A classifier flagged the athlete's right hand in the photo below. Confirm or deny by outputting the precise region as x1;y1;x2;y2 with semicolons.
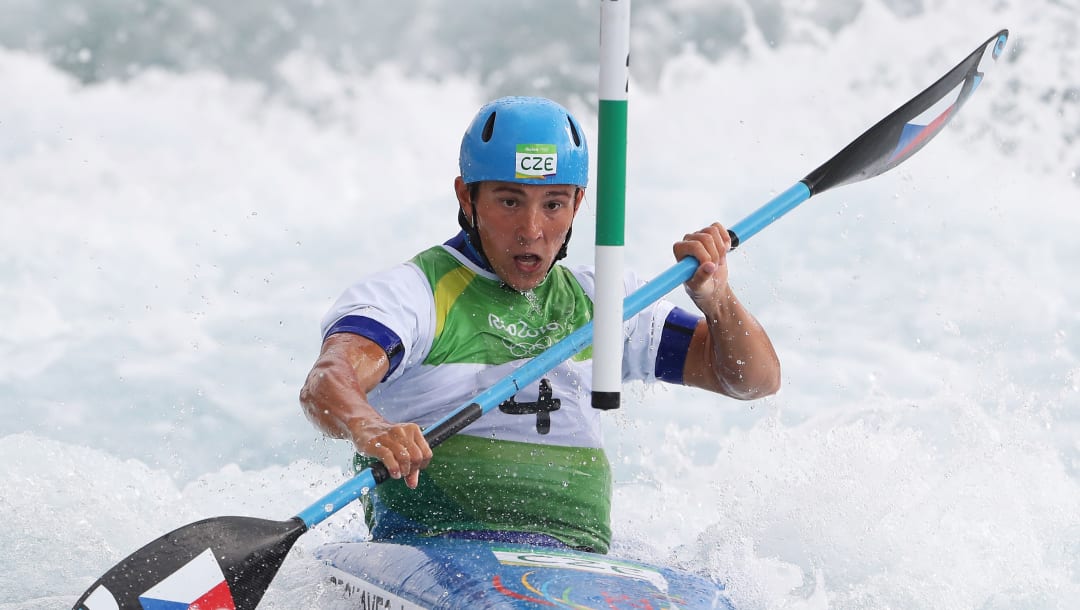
354;420;433;489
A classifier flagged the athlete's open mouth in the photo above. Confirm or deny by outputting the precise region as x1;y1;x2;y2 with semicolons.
514;253;542;272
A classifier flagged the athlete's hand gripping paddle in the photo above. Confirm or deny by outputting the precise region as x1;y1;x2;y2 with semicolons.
72;30;1008;610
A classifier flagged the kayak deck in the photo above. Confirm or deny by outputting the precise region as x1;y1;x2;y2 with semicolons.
315;536;735;609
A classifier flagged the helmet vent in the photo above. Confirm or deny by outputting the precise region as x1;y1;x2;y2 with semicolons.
567;117;581;147
481;111;497;142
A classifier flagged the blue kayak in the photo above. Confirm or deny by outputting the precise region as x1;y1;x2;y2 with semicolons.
315;537;735;609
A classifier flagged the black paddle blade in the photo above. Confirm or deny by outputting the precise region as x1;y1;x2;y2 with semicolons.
804;29;1009;195
72;516;307;610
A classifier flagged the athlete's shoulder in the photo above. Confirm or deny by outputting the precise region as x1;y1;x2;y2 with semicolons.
413;239;502;286
559;264;594;293
321;258;434;334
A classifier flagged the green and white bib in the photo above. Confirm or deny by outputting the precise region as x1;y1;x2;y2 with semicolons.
323;242;676;552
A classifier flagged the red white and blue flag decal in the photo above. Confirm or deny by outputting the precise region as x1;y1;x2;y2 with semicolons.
887;33;1004;165
886;79;973;164
138;549;236;610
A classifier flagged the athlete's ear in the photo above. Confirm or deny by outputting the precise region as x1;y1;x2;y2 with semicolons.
572;187;585;214
454;176;474;221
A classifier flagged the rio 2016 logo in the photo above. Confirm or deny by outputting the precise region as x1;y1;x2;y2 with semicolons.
488;314;567;357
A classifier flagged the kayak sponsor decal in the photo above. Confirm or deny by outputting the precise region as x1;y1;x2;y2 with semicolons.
493;573;688;610
327;571;426;610
515;143;557;179
76;585;120;610
492;574;555;606
137;548;236;610
493;549;669;591
600;590;689;610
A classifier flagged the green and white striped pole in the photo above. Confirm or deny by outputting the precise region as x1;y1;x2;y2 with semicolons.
593;0;630;410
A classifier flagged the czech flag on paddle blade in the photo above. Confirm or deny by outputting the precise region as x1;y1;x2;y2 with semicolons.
888;76;979;165
137;548;237;610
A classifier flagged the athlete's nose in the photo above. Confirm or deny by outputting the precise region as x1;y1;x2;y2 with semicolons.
517;206;543;243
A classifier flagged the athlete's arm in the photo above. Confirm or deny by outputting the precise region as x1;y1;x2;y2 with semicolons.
675;223;781;399
299;332;432;488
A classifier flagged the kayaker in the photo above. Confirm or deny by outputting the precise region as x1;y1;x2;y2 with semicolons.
299;96;781;554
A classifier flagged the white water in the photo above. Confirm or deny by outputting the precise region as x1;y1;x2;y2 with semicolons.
2;1;1079;608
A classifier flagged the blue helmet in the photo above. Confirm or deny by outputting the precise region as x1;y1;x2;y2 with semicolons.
459;96;589;187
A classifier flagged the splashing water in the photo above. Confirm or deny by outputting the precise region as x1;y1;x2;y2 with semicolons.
3;1;1080;607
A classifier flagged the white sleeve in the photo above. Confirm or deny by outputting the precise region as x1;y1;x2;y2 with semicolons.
569;266;676;383
320;262;435;383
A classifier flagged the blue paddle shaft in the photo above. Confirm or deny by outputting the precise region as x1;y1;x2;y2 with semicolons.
729;183;812;248
297;469;377;527
294;180;813;529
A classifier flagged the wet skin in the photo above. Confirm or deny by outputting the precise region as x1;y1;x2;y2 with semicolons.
454;177;583;292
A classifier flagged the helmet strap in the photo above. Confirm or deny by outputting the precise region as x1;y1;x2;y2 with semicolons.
550;226;572;271
458;186;494;272
548;186;580;271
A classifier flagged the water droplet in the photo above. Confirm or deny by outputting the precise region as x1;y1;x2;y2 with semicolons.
324;503;334;513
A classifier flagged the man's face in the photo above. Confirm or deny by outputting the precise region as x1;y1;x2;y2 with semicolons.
456;178;583;292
